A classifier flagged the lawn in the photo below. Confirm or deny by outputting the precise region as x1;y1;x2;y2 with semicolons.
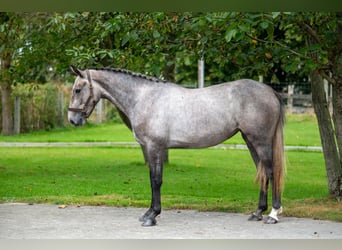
1;114;340;221
0;146;340;221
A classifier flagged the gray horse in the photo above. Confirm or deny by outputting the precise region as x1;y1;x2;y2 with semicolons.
68;66;285;226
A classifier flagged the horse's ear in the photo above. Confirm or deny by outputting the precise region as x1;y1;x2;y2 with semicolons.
70;65;85;78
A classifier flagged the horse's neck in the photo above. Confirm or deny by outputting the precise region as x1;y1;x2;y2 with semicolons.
94;70;146;118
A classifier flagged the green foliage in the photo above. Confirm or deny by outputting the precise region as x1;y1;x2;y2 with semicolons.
1;12;339;138
0;13;57;84
1;12;339;86
11;83;60;132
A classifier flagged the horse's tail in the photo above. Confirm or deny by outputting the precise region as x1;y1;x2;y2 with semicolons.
273;94;285;196
256;91;285;195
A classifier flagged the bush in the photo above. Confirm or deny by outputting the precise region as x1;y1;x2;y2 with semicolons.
10;83;60;132
0;82;121;133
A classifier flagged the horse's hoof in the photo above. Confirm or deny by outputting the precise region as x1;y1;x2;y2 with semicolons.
264;216;278;224
248;213;263;221
141;218;156;227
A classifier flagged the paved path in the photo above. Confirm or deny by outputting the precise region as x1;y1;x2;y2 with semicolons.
0;203;341;239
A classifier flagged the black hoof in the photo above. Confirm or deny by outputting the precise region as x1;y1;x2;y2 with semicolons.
141;218;156;227
248;213;263;221
264;216;278;224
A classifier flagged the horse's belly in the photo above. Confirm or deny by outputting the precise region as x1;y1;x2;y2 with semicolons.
168;122;237;149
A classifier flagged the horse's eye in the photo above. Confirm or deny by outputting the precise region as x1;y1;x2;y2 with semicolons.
75;89;81;94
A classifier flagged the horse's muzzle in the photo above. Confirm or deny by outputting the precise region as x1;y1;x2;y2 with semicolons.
68;112;86;127
69;118;82;126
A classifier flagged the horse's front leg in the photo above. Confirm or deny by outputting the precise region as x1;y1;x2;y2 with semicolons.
141;145;169;165
139;146;164;226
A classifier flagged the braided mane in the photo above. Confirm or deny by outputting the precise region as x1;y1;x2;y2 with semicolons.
91;67;167;83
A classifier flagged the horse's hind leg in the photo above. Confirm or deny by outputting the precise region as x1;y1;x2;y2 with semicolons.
242;134;269;221
265;175;283;224
248;176;269;221
253;144;282;224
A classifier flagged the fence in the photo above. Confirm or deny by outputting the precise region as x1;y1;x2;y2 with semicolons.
0;80;331;134
267;82;313;114
0;83;119;134
268;80;332;114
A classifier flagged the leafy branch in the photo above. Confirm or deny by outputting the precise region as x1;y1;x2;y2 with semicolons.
244;32;309;60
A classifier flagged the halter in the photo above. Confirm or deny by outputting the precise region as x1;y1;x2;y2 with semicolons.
68;70;95;118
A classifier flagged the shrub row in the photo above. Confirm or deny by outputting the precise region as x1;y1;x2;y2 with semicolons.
0;83;119;133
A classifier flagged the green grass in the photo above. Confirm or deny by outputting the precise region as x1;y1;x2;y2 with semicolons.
0;146;340;221
0;122;136;142
284;114;322;146
0;114;321;146
1;114;340;221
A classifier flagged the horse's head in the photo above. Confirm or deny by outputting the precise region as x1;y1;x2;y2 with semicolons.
68;66;99;126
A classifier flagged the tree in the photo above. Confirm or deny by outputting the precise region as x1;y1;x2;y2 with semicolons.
0;13;20;135
300;13;342;199
0;13;61;135
225;12;342;199
54;12;253;83
279;13;342;199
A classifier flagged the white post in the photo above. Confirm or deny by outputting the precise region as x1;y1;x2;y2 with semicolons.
288;84;294;113
198;58;204;88
96;99;103;123
258;75;263;83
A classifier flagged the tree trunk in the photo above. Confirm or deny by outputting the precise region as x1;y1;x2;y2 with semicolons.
311;70;342;199
331;82;342;199
328;11;342;199
1;81;14;135
1;52;14;135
